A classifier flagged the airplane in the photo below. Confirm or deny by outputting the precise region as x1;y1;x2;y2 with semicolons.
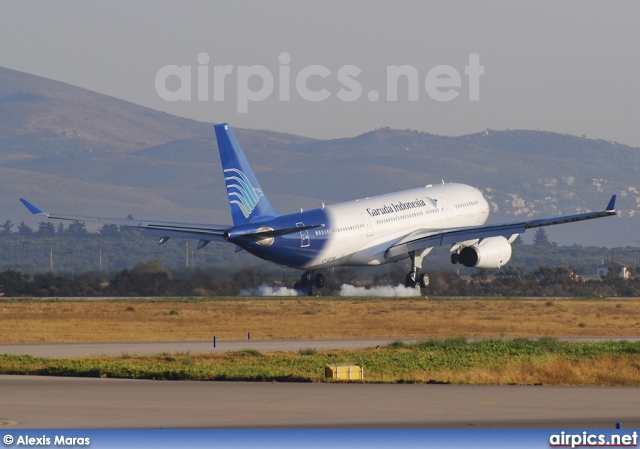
21;123;617;295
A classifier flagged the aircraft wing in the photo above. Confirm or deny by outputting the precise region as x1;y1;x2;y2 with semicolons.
20;199;229;242
385;195;617;259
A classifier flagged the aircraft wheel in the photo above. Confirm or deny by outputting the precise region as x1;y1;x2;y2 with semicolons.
293;282;302;292
451;253;459;264
308;284;317;296
314;273;325;289
418;273;430;288
405;272;417;288
301;271;312;285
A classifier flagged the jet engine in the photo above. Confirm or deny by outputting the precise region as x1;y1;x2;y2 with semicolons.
452;236;512;268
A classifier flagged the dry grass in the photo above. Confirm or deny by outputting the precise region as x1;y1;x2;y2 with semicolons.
383;355;640;386
1;297;639;343
3;346;639;386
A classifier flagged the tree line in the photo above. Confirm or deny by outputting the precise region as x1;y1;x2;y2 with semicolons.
1;219;130;238
0;220;243;274
1;219;639;295
0;261;361;297
0;262;639;297
426;266;640;297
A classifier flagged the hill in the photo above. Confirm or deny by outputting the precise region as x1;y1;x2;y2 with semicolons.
0;66;638;246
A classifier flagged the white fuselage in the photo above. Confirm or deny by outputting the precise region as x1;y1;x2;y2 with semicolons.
302;182;489;269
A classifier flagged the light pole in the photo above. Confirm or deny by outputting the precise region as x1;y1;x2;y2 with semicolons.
21;241;28;273
155;250;163;270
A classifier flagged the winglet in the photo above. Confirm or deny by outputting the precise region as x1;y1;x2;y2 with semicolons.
20;198;45;215
605;195;616;212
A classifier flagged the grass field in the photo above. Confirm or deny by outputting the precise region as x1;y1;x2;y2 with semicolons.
1;337;640;386
0;297;639;343
2;297;639;385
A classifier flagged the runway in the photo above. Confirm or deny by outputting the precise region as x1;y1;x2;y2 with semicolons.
1;375;639;429
0;338;413;358
2;338;640;429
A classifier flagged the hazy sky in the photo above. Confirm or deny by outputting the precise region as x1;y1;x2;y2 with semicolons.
2;0;639;146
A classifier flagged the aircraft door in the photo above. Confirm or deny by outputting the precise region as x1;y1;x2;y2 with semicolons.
360;213;374;237
438;197;453;220
296;222;310;248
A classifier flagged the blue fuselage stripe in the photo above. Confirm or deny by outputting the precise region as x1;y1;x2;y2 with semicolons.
228;208;330;268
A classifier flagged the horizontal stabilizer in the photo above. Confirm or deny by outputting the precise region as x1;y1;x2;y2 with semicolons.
226;223;324;242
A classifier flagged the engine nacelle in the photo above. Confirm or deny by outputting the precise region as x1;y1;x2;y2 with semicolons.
455;236;512;268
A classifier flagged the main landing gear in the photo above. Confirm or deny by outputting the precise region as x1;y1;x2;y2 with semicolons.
404;270;430;291
404;249;431;293
294;271;324;296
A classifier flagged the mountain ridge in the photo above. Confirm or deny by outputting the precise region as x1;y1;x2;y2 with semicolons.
0;66;638;245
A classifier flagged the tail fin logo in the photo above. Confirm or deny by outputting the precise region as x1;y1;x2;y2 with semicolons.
224;168;264;218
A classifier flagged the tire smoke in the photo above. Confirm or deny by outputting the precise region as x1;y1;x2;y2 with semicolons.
339;284;422;297
239;284;301;297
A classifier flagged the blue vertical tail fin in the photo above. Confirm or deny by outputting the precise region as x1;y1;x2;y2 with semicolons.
214;123;280;226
